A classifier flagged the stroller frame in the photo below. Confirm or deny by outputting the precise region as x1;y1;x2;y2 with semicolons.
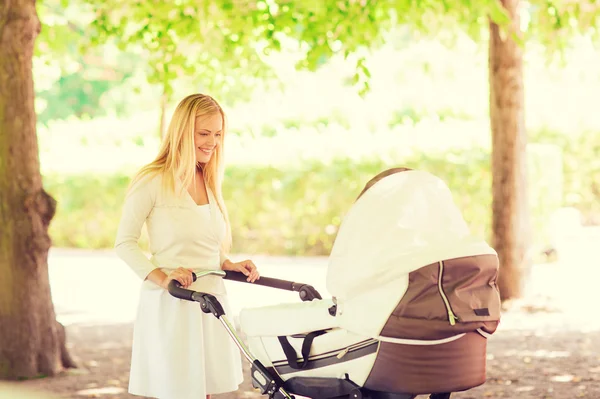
168;270;453;399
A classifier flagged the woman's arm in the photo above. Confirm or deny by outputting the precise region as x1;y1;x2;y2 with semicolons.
146;267;194;289
114;175;161;282
220;252;260;283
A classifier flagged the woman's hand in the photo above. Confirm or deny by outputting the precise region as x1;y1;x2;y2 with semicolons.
160;267;195;289
223;259;260;283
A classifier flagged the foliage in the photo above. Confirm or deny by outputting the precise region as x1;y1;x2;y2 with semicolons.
530;128;600;224
43;127;600;255
34;0;148;123
76;0;507;98
36;72;120;124
82;0;278;103
33;0;278;123
78;0;600;99
526;0;600;56
43;154;487;255
32;0;600;123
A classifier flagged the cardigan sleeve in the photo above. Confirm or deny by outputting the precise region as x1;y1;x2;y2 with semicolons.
219;248;228;269
114;174;160;280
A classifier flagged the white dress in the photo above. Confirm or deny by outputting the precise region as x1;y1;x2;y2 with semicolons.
114;173;243;399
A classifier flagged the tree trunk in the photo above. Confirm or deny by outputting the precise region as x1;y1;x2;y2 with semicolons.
488;0;531;301
0;0;76;379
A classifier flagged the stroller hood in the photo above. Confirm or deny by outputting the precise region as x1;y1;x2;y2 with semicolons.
326;170;497;338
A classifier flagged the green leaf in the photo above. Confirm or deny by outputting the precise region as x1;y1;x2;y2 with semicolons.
488;0;511;26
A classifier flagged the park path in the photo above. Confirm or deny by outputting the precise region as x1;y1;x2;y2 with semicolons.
3;226;600;399
49;226;600;333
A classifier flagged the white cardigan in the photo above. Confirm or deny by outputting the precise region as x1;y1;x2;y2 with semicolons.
114;173;228;281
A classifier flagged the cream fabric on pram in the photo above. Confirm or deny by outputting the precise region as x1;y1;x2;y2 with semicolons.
238;170;501;396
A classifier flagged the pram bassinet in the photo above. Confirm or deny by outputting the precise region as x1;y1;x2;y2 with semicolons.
169;170;502;399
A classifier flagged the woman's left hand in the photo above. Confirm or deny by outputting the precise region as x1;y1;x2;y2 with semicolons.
225;259;260;283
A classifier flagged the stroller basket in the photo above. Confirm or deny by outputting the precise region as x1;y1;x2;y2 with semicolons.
168;270;465;399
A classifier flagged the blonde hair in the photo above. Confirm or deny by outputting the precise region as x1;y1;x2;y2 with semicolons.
129;93;232;251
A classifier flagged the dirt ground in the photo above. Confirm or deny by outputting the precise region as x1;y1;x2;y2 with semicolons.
5;227;600;399
4;305;600;399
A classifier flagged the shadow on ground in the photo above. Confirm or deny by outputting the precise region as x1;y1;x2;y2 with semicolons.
6;317;600;399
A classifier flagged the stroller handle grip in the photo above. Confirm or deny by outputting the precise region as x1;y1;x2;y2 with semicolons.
223;270;323;301
224;270;293;289
166;272;199;301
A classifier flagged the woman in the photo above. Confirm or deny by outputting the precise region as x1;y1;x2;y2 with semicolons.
114;93;259;399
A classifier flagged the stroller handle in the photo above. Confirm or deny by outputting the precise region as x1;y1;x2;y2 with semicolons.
167;272;200;302
223;270;323;301
167;270;322;302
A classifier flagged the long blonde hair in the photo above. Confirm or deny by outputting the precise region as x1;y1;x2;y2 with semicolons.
129;93;232;251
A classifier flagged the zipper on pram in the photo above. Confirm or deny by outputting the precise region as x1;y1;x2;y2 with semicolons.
437;261;459;326
335;339;377;359
336;347;349;359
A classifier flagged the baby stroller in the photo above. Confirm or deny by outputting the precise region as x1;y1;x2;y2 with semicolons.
169;169;502;399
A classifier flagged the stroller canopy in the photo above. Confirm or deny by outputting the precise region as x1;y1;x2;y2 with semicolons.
326;170;497;338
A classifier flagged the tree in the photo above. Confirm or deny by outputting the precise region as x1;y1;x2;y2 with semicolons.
488;0;529;300
486;0;599;300
0;0;285;380
0;0;75;379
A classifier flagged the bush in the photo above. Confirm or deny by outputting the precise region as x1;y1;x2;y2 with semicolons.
222;154;492;256
529;128;600;225
42;131;600;256
44;173;134;249
43;151;492;255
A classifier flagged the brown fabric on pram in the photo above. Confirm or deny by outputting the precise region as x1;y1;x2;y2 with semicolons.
364;331;487;394
359;254;500;394
379;254;501;341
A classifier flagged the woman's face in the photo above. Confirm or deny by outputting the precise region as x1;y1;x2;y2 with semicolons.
194;112;223;164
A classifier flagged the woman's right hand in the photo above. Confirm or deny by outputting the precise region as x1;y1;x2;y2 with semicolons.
161;267;195;289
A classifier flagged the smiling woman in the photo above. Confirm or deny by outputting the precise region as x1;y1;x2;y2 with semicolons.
194;113;223;164
113;93;260;399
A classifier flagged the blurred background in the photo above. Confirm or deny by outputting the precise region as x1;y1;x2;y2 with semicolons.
35;4;599;259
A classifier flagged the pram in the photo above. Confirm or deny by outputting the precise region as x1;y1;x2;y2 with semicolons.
168;169;502;399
